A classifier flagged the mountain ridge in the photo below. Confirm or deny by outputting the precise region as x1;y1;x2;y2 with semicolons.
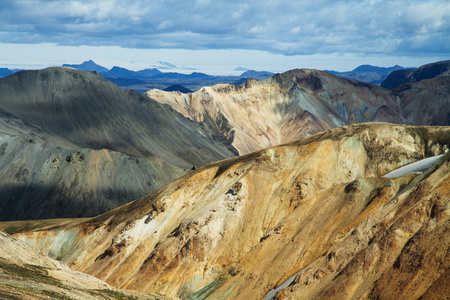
147;63;450;155
0;67;237;220
7;123;450;299
381;60;450;89
147;68;406;154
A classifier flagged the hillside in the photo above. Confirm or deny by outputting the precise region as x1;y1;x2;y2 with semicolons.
147;69;406;154
7;123;450;299
0;230;168;299
0;67;236;220
147;64;450;155
1;63;449;221
394;75;450;125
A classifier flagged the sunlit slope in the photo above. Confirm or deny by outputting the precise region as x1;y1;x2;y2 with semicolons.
11;123;450;299
147;69;406;154
0;231;170;299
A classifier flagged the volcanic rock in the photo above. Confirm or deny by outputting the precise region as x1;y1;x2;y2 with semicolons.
146;69;405;154
0;67;236;220
9;123;450;299
0;230;168;299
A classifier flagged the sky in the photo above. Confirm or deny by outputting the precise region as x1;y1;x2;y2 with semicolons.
0;0;449;75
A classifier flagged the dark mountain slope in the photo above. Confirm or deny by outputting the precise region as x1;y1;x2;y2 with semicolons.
393;76;450;125
0;67;236;165
0;67;236;220
381;60;450;89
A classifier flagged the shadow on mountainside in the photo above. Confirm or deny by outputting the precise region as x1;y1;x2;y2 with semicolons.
0;183;151;221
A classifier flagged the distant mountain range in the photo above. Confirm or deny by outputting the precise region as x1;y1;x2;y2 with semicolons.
1;60;448;92
325;64;409;85
63;60;109;73
58;60;274;92
163;84;193;93
0;68;15;77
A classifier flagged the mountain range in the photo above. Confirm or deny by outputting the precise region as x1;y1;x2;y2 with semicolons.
325;64;408;85
147;65;450;155
0;60;449;299
0;60;440;92
1;61;450;221
61;60;275;92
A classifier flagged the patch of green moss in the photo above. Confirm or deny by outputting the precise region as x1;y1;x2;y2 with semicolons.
41;289;71;299
3;226;18;235
189;276;227;300
0;261;61;287
0;221;55;235
407;127;450;146
5;285;37;294
93;289;139;300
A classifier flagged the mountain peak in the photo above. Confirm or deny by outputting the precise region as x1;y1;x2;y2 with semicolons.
63;60;108;73
351;64;404;73
239;70;274;79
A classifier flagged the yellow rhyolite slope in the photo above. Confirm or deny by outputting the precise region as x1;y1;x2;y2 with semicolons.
10;123;450;299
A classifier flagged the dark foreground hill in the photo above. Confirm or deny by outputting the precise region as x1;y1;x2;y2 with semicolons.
0;67;237;220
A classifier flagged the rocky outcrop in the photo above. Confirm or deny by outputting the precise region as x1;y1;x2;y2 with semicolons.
9;123;450;299
0;67;237;220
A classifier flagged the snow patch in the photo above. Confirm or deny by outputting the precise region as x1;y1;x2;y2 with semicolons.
263;272;298;300
383;154;444;178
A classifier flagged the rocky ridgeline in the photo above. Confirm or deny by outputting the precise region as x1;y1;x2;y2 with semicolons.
147;62;450;155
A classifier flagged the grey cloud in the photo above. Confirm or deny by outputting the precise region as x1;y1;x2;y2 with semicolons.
0;0;449;57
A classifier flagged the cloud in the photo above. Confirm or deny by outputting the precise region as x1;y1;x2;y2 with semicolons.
0;0;449;58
